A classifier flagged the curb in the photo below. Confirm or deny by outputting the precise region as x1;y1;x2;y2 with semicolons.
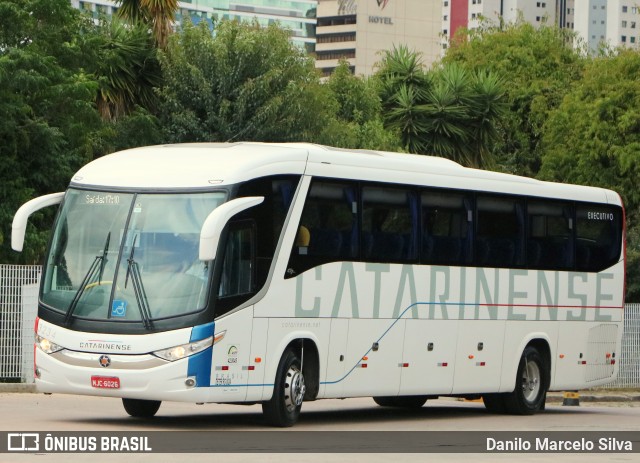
0;383;36;393
546;393;640;403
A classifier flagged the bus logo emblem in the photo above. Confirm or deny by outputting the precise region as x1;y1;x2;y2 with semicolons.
99;355;111;368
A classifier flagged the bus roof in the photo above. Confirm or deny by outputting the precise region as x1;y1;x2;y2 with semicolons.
69;142;621;206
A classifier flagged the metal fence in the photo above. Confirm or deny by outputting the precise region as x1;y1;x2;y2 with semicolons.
0;265;41;381
0;264;639;387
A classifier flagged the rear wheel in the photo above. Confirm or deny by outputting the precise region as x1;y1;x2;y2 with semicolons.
122;398;161;418
373;396;428;408
262;350;305;427
503;346;548;415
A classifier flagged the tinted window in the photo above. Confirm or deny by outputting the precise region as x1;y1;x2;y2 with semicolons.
476;196;525;268
576;205;622;271
527;202;573;270
287;181;357;276
362;186;417;263
422;191;472;265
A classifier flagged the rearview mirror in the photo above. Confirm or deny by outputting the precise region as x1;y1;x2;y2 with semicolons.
12;192;65;252
199;196;264;261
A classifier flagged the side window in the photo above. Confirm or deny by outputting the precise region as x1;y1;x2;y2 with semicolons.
287;181;357;277
476;196;525;268
362;186;417;263
236;175;300;288
216;221;255;316
576;205;622;272
527;202;573;270
421;190;472;265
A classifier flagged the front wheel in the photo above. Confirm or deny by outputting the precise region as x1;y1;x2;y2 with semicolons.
122;398;161;418
503;346;548;415
262;350;305;427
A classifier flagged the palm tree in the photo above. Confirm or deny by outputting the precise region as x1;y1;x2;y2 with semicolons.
95;19;162;121
376;47;507;168
115;0;178;49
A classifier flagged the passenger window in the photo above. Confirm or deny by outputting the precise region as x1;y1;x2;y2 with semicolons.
527;202;573;270
286;181;357;276
362;186;417;263
576;205;622;272
476;196;525;268
422;191;471;265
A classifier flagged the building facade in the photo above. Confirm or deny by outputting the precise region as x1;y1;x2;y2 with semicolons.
315;0;442;77
70;0;318;52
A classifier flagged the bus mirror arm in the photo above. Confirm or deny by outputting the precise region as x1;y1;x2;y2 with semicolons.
199;196;264;261
12;192;65;252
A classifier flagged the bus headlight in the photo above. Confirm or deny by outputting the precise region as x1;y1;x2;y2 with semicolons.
36;335;64;354
153;336;214;362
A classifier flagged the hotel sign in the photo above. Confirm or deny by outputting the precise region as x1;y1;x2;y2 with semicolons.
370;0;393;24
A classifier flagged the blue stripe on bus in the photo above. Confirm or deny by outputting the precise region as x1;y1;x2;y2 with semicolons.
190;321;215;342
187;322;215;387
187;347;213;387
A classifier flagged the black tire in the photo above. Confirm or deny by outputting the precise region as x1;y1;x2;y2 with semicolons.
122;398;161;418
482;393;507;413
373;396;428;408
262;350;305;427
503;346;548;415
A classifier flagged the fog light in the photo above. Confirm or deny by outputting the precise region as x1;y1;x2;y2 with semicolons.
185;378;196;388
35;368;41;379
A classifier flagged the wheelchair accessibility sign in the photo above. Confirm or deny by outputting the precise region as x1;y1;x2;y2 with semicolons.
111;300;127;317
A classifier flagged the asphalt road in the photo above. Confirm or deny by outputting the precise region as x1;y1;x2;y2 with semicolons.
1;393;639;463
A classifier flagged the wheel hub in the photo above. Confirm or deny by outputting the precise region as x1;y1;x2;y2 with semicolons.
521;358;541;403
284;366;305;411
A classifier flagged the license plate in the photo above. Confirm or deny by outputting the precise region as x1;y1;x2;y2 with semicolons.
91;376;120;389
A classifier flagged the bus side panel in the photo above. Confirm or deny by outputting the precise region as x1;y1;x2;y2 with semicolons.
553;321;621;390
340;319;405;397
246;316;269;401
451;320;506;394
321;318;349;398
400;319;457;395
209;307;254;402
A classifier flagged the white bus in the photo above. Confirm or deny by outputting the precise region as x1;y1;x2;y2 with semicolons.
13;143;625;426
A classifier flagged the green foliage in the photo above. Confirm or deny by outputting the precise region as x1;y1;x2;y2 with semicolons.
539;49;640;300
0;0;103;263
442;20;584;175
89;19;162;121
376;46;507;167
322;60;401;151
158;20;334;144
115;0;178;49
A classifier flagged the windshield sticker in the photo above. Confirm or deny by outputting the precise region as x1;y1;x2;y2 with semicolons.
85;194;121;205
133;203;142;213
111;300;128;318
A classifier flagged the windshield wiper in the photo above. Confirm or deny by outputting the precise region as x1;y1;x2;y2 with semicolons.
64;232;110;325
124;234;152;329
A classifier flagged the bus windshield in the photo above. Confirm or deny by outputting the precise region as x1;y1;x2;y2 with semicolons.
42;189;227;323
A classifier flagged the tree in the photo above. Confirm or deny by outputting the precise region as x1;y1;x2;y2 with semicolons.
115;0;178;49
539;49;640;301
322;60;401;151
442;20;585;175
89;19;162;121
157;20;336;144
0;0;103;263
376;46;507;168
